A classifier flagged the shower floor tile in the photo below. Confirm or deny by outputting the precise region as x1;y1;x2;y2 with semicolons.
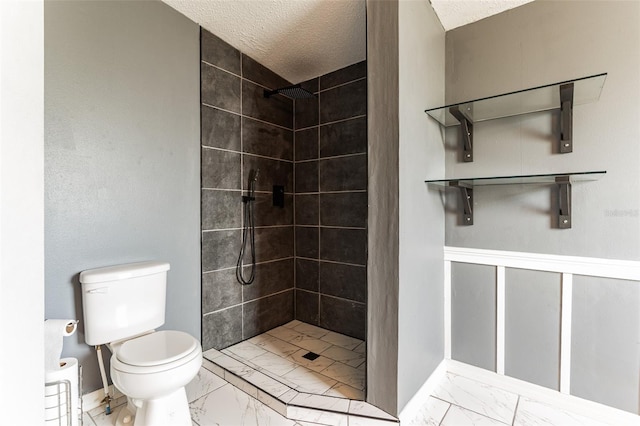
205;321;366;401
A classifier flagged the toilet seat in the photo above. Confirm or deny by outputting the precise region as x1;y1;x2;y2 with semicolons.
111;330;201;374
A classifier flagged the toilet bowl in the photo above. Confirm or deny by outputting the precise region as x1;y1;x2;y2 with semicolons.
79;261;202;426
110;331;202;426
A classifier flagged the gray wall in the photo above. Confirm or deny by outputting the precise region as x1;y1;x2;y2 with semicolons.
397;0;445;414
366;0;400;415
200;29;295;351
366;0;445;415
45;0;200;393
294;62;368;340
445;1;640;413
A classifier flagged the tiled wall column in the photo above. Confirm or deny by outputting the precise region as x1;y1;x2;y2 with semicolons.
201;29;296;350
294;61;368;340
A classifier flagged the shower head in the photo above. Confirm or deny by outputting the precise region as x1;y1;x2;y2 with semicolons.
264;84;316;99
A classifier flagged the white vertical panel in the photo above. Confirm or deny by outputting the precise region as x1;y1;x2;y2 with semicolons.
560;273;573;394
496;266;506;375
444;260;452;359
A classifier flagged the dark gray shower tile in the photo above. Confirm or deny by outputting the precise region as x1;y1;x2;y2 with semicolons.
299;77;319;95
320;228;367;265
295;289;319;326
320;61;367;90
243;80;293;129
201;106;241;151
294;161;318;193
242;117;293;161
201;29;241;75
295;95;319;130
203;306;243;350
249;226;294;263
320;192;367;228
202;229;240;272
320;116;367;158
243;290;294;339
295;128;318;161
319;78;366;124
252;192;293;227
295;194;319;225
202;148;241;189
202;269;242;313
295;226;319;259
242;54;290;90
319;261;366;303
201;62;241;113
320;296;365;340
243;155;293;193
296;259;319;292
201;189;242;230
319;154;367;192
243;258;294;302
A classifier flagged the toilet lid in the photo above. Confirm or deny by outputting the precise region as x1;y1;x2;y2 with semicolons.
118;330;198;367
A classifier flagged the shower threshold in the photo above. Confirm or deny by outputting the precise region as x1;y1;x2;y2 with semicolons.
203;321;397;423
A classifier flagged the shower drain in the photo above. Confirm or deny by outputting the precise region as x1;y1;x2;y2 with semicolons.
302;351;320;361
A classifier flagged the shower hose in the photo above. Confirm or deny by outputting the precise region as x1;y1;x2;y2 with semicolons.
236;169;259;285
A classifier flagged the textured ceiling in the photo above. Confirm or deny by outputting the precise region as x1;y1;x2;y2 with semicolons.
162;0;533;84
163;0;366;84
431;0;534;31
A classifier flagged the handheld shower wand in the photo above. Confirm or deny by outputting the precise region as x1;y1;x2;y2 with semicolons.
237;169;259;285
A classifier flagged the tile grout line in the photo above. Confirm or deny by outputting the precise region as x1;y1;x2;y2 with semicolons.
202;224;294;232
293;95;298;323
201;145;294;164
202;256;294;274
295;152;366;163
294;114;367;132
296;256;366;268
202;102;294;132
511;395;521;426
318;76;367;94
317;81;322;327
203;288;294;317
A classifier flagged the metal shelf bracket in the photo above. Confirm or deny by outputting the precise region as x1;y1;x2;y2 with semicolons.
560;83;574;153
449;106;474;162
451;181;474;225
556;175;572;229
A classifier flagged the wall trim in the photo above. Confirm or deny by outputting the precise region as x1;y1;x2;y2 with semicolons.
398;360;447;424
445;360;640;424
444;246;640;280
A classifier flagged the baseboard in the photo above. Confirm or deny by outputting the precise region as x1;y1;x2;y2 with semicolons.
398;359;447;424
82;385;124;413
445;359;640;425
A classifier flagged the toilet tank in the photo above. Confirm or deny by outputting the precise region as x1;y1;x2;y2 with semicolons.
79;261;170;346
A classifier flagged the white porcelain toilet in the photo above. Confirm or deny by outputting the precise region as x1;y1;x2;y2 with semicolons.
80;261;202;426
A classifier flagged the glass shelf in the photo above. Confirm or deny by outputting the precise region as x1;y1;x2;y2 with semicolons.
425;170;606;187
424;73;607;127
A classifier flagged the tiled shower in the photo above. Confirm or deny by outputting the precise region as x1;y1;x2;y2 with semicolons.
200;29;367;350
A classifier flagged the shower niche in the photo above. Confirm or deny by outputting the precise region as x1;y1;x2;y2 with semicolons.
199;23;368;408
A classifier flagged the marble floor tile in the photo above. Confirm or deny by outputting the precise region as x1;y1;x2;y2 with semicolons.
185;366;228;403
432;372;518;424
202;347;224;359
282;366;338;394
321;345;365;368
250;333;301;357
320;331;362;350
289;334;333;353
289;392;350;412
242;369;294;398
267;325;305;342
283;320;303;329
287;406;348;426
90;403;127;426
353;342;366;354
83;411;97;426
348;400;397;421
441;405;509;425
323;382;364;400
251;351;299;377
405;396;450;426
224;340;269;361
288;348;336;372
513;398;611;426
320;362;365;390
293;322;331;339
189;383;296;426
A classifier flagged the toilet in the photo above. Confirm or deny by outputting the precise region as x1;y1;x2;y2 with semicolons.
80;261;202;426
